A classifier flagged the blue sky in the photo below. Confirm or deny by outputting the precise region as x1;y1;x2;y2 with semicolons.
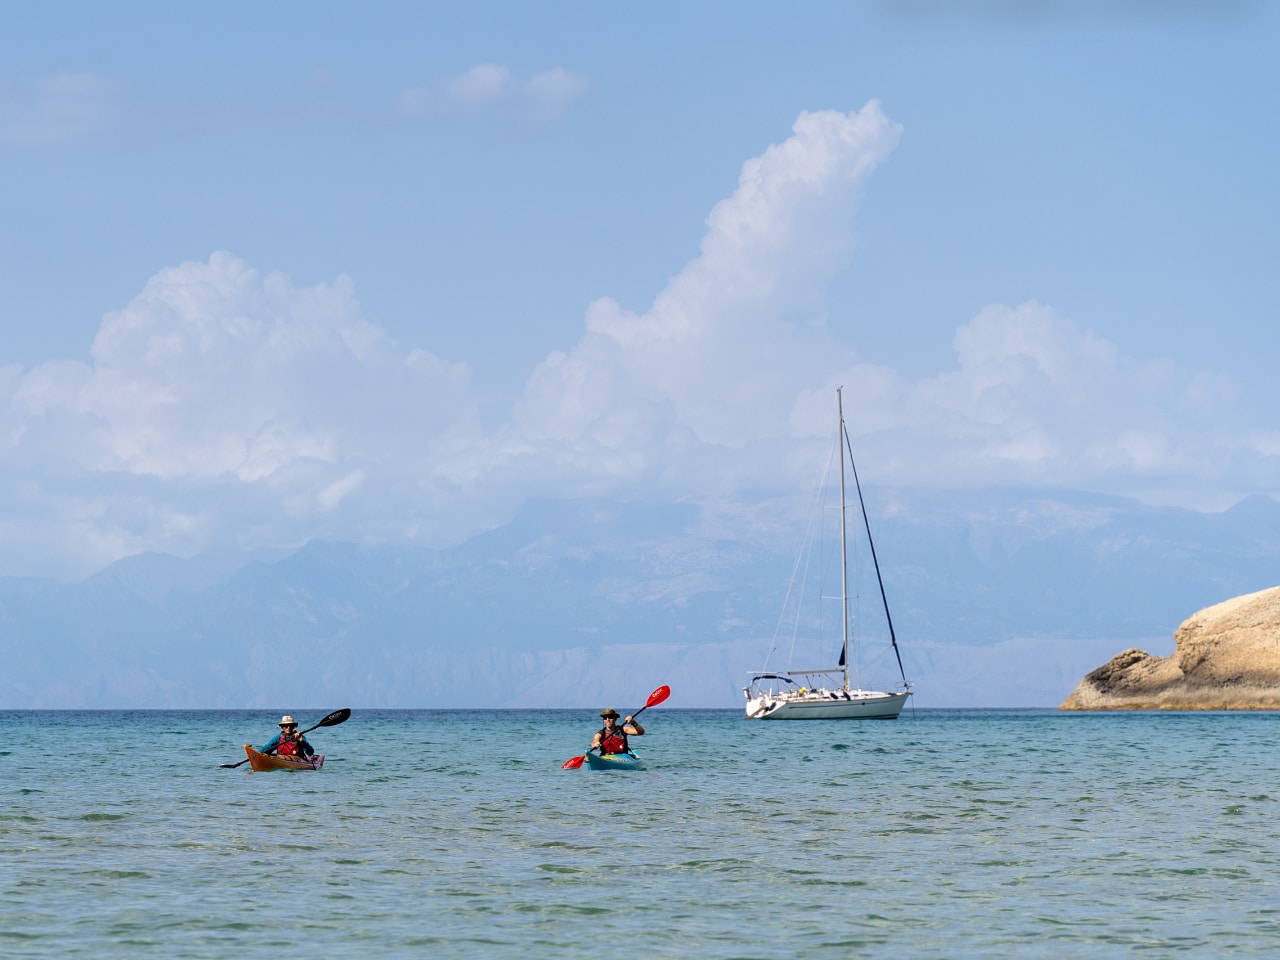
1;1;1277;580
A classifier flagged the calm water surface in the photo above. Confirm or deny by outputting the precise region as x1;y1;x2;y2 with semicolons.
2;708;1278;958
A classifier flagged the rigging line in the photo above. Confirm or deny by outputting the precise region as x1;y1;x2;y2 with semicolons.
765;433;835;673
791;433;838;671
842;419;909;687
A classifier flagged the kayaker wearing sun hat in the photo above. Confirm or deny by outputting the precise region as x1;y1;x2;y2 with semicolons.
259;714;316;759
590;707;644;756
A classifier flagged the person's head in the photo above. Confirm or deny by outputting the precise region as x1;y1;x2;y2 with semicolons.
279;715;299;735
600;707;620;726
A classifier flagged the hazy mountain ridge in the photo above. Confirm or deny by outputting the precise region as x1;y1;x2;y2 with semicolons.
2;491;1277;709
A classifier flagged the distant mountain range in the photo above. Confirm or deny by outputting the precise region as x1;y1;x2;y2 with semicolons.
3;490;1278;710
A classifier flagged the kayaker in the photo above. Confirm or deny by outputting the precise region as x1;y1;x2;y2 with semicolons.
589;707;644;755
259;715;316;759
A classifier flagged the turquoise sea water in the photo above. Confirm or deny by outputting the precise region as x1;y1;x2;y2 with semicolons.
2;708;1278;959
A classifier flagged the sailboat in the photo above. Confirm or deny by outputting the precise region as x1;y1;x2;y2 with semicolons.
744;387;912;720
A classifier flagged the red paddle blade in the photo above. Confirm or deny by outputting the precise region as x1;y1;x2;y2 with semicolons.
644;685;671;709
561;754;586;770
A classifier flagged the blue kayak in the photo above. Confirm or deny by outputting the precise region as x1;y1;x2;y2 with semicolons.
586;752;644;771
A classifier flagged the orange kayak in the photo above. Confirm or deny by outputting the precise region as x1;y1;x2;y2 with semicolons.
243;744;325;772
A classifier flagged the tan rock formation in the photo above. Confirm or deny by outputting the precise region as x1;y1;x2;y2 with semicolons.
1061;585;1280;710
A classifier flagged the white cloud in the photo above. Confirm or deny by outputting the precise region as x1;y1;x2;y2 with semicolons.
399;63;585;119
495;100;1267;510
1;100;1271;579
446;63;516;106
832;300;1250;500
524;68;588;116
61;251;469;481
508;103;903;472
0;253;472;576
317;469;366;513
0;73;122;146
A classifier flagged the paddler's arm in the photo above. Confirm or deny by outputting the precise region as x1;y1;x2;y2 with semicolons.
622;716;644;736
259;734;281;755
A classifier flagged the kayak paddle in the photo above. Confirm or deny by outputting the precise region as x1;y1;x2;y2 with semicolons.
220;707;351;768
562;685;670;770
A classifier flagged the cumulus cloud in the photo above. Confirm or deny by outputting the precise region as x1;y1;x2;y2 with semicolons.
0;253;471;576
0;73;122;146
0;100;1270;578
493;100;1267;509
506;103;903;482
827;300;1254;500
398;63;587;119
74;252;469;480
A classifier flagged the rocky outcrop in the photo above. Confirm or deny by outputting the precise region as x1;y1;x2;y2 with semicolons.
1061;585;1280;710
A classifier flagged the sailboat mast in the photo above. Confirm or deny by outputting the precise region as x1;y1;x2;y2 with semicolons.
837;387;851;692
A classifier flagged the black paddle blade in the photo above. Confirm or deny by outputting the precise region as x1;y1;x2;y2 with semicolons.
316;707;351;727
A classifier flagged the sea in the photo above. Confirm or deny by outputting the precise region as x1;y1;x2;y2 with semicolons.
2;707;1278;959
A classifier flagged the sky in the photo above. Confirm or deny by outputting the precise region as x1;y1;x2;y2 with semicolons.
1;1;1277;581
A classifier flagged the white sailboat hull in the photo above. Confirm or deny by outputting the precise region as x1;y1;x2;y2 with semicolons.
745;689;909;720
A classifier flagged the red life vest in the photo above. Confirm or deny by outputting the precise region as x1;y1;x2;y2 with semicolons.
278;735;301;756
599;728;628;754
